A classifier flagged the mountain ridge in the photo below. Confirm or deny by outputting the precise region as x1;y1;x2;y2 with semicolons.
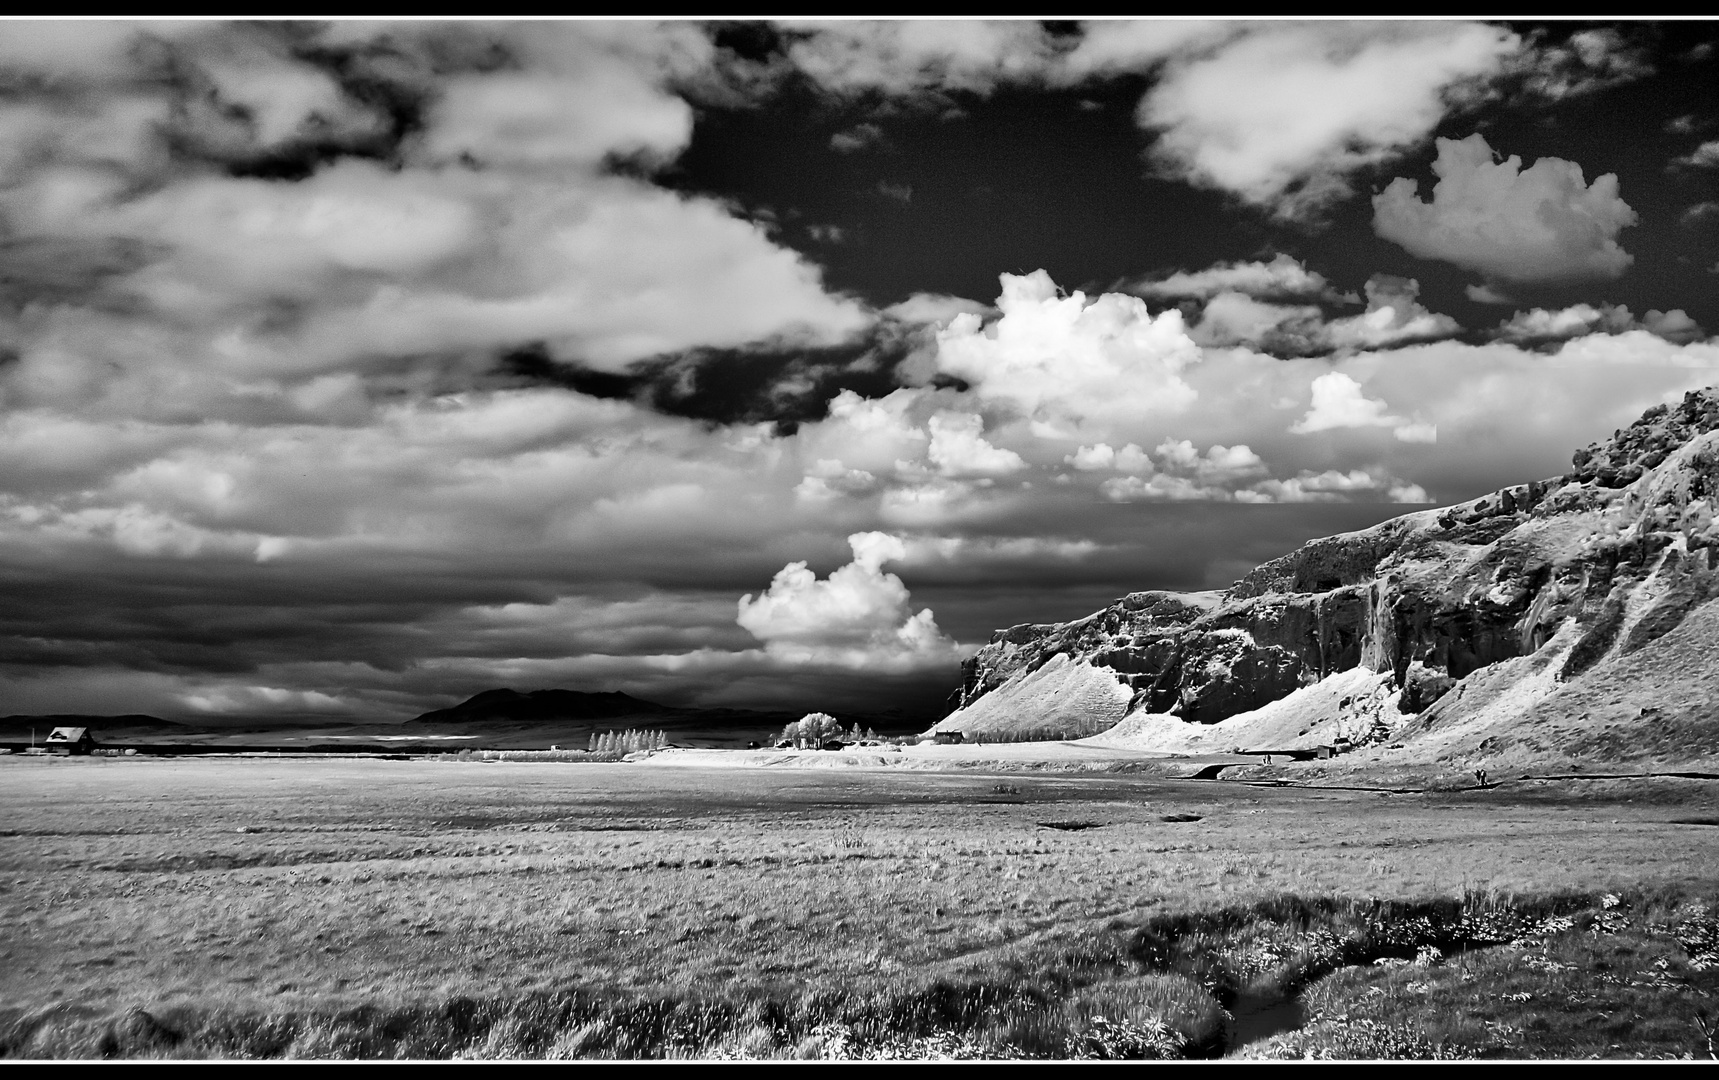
939;389;1719;767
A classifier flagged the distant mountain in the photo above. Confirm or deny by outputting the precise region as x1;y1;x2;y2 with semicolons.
0;713;184;731
409;688;677;725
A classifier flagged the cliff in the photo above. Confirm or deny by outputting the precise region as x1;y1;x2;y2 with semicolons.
940;390;1719;763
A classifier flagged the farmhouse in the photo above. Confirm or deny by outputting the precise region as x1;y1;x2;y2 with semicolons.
44;727;96;755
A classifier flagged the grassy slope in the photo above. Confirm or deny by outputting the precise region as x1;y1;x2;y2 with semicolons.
937;654;1132;740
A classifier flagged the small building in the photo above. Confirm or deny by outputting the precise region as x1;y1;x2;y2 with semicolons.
932;730;965;745
44;727;96;755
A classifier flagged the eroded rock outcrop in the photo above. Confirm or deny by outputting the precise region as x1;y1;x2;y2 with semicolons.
941;389;1719;749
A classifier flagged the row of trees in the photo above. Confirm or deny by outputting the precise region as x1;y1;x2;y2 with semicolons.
779;712;878;746
588;729;668;753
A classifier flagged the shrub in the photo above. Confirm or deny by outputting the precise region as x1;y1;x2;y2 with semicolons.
1063;1015;1185;1060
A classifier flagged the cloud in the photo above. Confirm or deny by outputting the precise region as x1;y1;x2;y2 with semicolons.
1188;274;1458;355
926;411;1027;478
0;20;877;425
1682;202;1719;228
1098;457;1418;505
1674;140;1719;170
1493;304;1706;347
1065;442;1151;474
932;270;1202;436
1321;276;1462;351
1508;27;1652;102
884;292;992;328
1052;20;1236;81
1246;470;1430;504
1373;133;1637;284
736;530;964;669
830;121;887;153
779;20;1058;99
876;180;913;204
1087;438;1266;502
1290;372;1435;442
1132;253;1345;302
1136;22;1519;218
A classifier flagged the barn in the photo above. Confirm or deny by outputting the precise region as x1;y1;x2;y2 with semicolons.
44;727;96;755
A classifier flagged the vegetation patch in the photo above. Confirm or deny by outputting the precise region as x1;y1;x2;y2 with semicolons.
7;889;1715;1060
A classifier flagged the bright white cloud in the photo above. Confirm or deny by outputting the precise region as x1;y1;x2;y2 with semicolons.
1373;133;1637;284
1065;442;1152;474
1494;303;1706;346
1289;371;1434;443
781;20;1057;98
1052;20;1235;82
1138;22;1519;218
926;411;1027;478
736;530;964;669
1133;253;1342;302
1248;469;1430;504
0;20;876;414
933;270;1202;436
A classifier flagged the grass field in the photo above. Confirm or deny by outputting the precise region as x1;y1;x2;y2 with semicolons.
2;755;1717;1059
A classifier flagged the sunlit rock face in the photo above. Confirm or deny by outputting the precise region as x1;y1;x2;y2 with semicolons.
944;389;1719;743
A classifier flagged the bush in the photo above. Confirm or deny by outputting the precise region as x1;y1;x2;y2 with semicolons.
1063;1015;1185;1059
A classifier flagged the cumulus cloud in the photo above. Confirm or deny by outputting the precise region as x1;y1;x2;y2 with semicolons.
1290;372;1435;442
736;530;964;669
932;270;1202;436
1065;442;1152;474
1373;133;1637;284
1246;470;1429;504
1098;457;1417;505
0;19;874;421
1137;22;1519;218
830;121;888;153
1188;274;1458;355
780;20;1058;99
1508;27;1652;102
1085;437;1268;502
1132;253;1345;302
1674;141;1719;170
1493;304;1706;347
926;411;1027;478
1045;20;1230;79
1321;276;1462;351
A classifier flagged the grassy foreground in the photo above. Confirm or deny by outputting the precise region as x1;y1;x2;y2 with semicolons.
2;756;1717;1059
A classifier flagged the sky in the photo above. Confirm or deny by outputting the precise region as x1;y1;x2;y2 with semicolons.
2;18;1718;723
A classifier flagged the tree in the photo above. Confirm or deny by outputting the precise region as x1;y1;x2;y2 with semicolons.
782;712;844;746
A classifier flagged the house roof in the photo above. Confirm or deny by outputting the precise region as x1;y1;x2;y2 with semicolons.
46;726;90;741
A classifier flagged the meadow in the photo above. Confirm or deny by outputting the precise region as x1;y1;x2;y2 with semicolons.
2;754;1716;1059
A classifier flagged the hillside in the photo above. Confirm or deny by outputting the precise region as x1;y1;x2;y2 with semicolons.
409;689;676;725
940;389;1719;768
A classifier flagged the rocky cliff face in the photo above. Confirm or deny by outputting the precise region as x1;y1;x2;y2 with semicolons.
942;390;1719;750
